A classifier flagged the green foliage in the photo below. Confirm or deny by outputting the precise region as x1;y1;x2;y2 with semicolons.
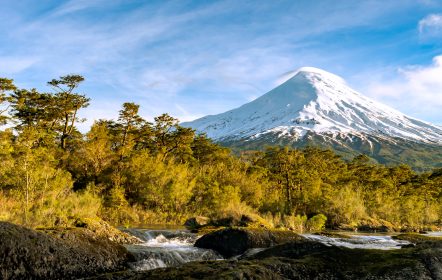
0;75;440;232
223;130;442;172
306;214;327;232
0;77;16;125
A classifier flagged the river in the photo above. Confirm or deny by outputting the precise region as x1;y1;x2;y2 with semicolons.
121;227;440;271
122;228;222;271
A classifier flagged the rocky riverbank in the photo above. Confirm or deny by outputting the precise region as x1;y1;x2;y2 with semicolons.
91;228;442;280
0;220;140;280
1;221;441;280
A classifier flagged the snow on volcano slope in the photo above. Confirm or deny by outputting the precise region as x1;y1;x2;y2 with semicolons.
182;67;442;145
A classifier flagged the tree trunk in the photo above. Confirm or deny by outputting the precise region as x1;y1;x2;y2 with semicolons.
25;161;29;225
285;171;292;214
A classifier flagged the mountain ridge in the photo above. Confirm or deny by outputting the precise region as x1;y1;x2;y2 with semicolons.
182;67;442;170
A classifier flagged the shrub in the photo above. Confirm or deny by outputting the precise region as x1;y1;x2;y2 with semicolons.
306;214;327;232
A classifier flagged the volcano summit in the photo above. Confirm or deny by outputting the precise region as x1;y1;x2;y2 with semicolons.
183;67;442;169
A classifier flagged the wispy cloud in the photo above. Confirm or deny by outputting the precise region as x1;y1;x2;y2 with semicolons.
0;56;39;75
361;55;442;124
1;0;442;126
419;13;442;35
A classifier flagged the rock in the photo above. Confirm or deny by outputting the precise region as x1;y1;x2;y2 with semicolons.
357;224;392;233
357;218;395;232
0;221;134;280
249;239;330;260
184;216;210;230
393;233;442;244
91;238;442;280
194;227;304;258
187;214;272;233
209;214;269;228
313;231;352;239
250;241;442;279
70;217;142;244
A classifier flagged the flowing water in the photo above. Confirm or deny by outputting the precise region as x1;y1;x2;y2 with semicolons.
120;228;440;271
122;228;222;271
302;233;411;250
424;231;442;237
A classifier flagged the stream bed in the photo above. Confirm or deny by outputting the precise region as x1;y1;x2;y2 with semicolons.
122;228;222;271
121;228;441;271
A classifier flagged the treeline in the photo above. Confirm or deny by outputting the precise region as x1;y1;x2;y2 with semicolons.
0;76;441;231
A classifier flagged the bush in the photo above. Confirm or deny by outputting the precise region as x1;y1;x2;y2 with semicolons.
306;214;327;232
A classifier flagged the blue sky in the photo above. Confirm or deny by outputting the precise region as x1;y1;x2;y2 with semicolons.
1;0;442;129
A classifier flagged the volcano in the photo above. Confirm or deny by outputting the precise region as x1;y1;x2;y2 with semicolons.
183;67;442;169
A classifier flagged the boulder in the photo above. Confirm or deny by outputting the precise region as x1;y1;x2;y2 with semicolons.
194;227;304;258
356;218;395;232
70;217;142;244
0;221;134;280
184;216;210;230
209;214;269;228
91;238;442;280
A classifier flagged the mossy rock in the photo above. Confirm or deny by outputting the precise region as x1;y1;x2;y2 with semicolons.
313;231;352;239
72;217;142;244
0;221;134;280
191;213;272;235
357;218;395;232
393;233;442;243
184;216;210;230
208;214;270;229
191;225;223;235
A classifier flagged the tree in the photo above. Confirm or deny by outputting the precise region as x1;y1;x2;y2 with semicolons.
260;147;308;215
114;102;145;159
191;133;230;164
9;89;53;129
67;121;115;190
6;127;72;225
47;75;90;149
0;77;17;125
153;114;195;162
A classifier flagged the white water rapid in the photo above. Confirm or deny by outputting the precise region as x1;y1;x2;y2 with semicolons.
122;229;222;271
302;233;411;250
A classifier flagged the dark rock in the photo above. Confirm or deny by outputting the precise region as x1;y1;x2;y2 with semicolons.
184;216;210;230
313;231;352;239
194;227;304;258
357;224;392;233
209;214;268;228
249;239;330;260
0;221;134;280
89;238;442;279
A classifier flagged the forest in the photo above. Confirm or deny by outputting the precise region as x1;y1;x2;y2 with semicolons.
0;75;441;231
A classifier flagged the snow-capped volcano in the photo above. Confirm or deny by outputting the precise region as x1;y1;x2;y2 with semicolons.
183;67;442;145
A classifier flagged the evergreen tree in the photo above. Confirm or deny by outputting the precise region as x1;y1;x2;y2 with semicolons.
0;77;16;125
47;75;89;149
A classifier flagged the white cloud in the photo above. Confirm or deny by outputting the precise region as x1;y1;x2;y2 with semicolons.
4;1;442;126
361;55;442;124
50;0;118;18
0;56;38;75
419;14;442;35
